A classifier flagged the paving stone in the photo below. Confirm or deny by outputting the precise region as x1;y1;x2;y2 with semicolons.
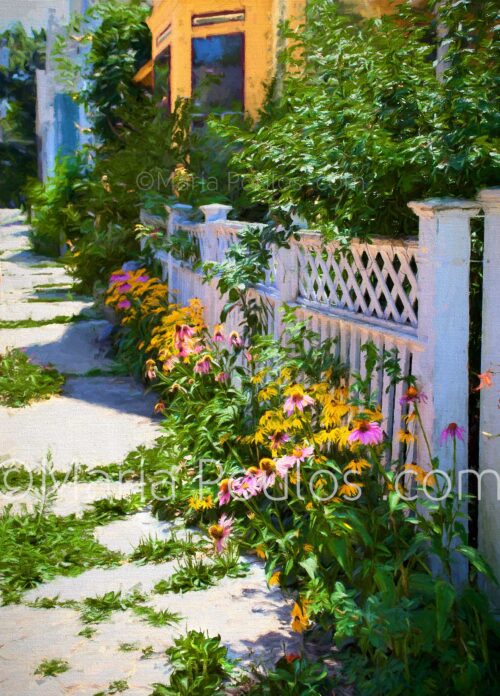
23;562;179;603
0;320;113;373
0;481;142;516
93;511;184;554
0;300;93;322
0;377;160;471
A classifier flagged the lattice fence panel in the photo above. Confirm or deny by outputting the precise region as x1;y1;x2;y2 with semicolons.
295;236;418;329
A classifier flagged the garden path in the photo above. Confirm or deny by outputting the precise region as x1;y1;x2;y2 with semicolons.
0;211;299;695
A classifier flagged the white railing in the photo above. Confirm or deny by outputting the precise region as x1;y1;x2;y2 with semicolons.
142;193;499;600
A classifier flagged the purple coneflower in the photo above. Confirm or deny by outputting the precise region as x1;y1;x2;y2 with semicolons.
269;431;290;450
215;372;229;383
194;355;212;374
347;421;384;446
399;385;427;406
117;298;131;310
283;386;315;417
440;422;465;445
208;514;233;553
229;331;243;348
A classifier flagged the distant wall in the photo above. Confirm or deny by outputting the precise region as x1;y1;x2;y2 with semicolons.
0;0;68;32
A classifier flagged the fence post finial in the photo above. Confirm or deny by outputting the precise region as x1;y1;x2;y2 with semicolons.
408;198;480;585
477;187;500;613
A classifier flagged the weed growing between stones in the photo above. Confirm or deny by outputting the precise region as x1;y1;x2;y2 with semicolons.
34;658;70;677
129;533;202;565
0;487;153;603
0;348;65;407
0;313;92;329
132;605;181;628
80;589;147;624
151;630;233;696
94;679;129;695
118;642;139;652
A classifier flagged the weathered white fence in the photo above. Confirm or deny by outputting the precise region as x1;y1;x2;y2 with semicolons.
141;191;500;606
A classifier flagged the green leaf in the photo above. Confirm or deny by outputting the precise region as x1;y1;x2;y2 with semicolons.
456;545;499;584
434;580;456;641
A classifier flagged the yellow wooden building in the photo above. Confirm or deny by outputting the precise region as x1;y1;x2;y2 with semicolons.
134;1;406;118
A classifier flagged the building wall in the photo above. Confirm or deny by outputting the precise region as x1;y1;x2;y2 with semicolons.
0;0;68;32
146;1;407;117
148;0;307;118
36;0;94;181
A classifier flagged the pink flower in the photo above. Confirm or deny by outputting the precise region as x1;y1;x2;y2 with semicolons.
194;356;212;374
175;324;195;340
213;324;225;342
135;274;149;283
215;372;229;383
231;474;261;499
283;387;315;417
348;421;384;446
144;359;156;380
255;458;278;487
269;431;290;450
117;282;131;293
218;479;232;506
110;271;130;284
245;350;253;363
229;331;243;349
117;298;131;310
440;422;465;445
208;514;233;553
276;445;313;478
399;386;427;406
163;356;178;372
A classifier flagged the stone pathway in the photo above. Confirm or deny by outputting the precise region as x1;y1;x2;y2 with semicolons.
0;211;298;695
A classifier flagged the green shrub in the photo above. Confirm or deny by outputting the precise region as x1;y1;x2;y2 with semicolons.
27;153;89;256
215;0;499;239
152;630;233;696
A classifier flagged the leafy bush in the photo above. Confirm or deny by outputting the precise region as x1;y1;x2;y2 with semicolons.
27;153;89;256
152;630;233;696
215;0;499;239
0;23;45;207
0;348;65;407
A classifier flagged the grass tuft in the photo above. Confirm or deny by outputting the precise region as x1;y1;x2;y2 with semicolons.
0;348;65;407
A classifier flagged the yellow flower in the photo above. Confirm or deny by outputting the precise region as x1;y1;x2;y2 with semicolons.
255;546;266;560
305;502;314;511
338;482;364;498
269;571;281;587
344;459;371;475
303;544;313;553
398;429;416;446
258;385;278;402
291;601;310;633
404;463;435;487
188;494;214;511
363;408;384;422
251;369;268;385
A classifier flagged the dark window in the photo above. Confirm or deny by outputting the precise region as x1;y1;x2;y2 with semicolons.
154;46;171;112
192;33;244;113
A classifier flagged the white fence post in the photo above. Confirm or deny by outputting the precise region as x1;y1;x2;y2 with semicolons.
477;188;500;613
199;204;233;328
164;203;193;299
409;199;480;583
274;242;300;338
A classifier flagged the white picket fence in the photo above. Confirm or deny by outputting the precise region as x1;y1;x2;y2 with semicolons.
141;190;500;604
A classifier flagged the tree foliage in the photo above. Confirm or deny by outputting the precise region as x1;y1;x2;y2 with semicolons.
215;0;499;240
0;23;45;206
54;0;151;143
